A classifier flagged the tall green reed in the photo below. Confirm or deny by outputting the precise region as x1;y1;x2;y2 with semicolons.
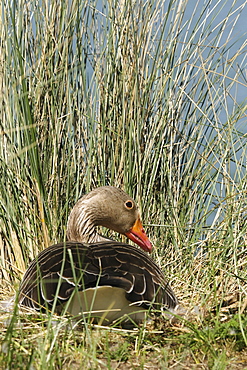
0;0;246;292
0;1;247;368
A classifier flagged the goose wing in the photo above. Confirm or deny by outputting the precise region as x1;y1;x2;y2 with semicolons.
18;241;178;312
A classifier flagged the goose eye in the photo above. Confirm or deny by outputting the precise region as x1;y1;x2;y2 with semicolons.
125;200;134;209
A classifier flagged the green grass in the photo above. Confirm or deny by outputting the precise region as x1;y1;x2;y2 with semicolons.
1;0;247;368
1;309;247;369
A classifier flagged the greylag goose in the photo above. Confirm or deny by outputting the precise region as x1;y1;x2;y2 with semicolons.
18;186;178;325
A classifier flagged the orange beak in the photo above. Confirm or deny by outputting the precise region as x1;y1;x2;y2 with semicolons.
125;218;152;253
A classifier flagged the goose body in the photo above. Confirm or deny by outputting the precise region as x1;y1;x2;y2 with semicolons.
18;186;178;325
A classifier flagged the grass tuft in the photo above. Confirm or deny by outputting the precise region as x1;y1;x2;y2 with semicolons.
0;0;247;368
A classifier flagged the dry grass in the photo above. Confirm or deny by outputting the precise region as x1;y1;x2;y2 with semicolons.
1;0;247;368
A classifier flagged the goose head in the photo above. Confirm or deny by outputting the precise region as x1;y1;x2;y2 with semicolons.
66;186;152;252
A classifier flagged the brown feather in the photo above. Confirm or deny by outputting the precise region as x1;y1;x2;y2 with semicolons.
18;186;178;324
